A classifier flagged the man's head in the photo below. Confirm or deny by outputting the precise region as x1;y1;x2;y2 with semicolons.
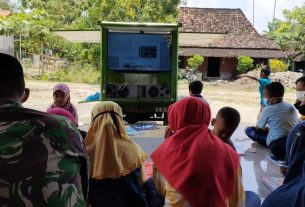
0;53;29;102
189;80;203;96
260;65;271;78
211;107;241;143
263;82;284;105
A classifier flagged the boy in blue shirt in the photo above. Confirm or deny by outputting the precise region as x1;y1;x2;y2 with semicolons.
245;82;298;160
238;66;271;111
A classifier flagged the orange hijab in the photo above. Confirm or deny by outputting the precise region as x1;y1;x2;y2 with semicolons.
151;97;240;207
85;101;146;179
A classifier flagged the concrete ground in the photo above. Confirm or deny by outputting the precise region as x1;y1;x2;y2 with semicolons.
24;80;287;202
109;123;283;201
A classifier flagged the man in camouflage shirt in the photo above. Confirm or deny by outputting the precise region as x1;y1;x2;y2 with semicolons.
0;53;89;206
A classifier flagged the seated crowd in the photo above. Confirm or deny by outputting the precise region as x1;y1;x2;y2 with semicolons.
1;53;305;207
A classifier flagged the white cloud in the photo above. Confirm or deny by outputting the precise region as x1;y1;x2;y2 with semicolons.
184;0;304;34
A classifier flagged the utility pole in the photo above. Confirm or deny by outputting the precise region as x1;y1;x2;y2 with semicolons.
273;0;277;21
252;0;255;26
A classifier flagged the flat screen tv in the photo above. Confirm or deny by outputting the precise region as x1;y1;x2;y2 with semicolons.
108;32;172;72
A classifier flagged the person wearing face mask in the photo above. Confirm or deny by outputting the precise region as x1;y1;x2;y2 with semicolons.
245;82;299;160
294;76;305;120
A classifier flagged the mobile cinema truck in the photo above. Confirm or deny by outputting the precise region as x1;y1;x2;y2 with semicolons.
54;22;179;124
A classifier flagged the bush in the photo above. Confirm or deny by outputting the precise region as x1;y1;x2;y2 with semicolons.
187;55;204;70
45;62;100;84
237;56;254;73
269;59;288;72
178;68;185;80
21;58;32;69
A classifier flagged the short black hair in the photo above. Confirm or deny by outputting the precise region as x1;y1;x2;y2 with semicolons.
264;82;284;98
217;107;241;130
262;65;270;70
0;53;25;97
189;80;203;95
261;67;271;76
296;76;305;85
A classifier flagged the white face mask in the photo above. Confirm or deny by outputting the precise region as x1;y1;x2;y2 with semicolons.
296;91;305;101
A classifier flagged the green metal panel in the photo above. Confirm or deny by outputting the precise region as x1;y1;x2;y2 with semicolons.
100;22;179;121
101;26;108;100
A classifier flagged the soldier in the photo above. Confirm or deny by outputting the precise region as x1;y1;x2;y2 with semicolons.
0;53;89;206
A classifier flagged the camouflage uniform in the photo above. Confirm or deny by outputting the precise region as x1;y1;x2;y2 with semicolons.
0;100;89;207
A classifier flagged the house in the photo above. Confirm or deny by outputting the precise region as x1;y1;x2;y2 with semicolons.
288;51;305;72
179;7;286;79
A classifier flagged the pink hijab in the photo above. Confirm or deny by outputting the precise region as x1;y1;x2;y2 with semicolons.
47;108;78;125
48;83;78;123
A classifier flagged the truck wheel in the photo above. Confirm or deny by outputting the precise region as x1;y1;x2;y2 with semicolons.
124;115;139;124
163;113;168;126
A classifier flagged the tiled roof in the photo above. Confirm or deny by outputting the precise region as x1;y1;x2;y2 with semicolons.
180;47;286;58
0;10;11;17
287;51;304;62
179;7;257;35
179;7;281;51
207;34;280;49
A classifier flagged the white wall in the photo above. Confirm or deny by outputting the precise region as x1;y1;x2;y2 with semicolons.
0;36;14;56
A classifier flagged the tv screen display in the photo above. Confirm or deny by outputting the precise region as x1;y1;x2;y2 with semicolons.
108;32;171;72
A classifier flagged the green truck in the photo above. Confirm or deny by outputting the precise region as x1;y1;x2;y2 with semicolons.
55;22;179;124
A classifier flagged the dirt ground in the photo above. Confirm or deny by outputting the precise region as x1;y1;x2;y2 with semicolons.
23;80;297;136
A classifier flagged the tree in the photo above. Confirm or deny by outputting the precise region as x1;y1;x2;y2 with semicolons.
0;0;13;10
187;54;204;70
73;0;181;29
265;5;305;55
237;56;254;73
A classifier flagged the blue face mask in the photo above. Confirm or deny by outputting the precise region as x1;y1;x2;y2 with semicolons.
263;98;269;106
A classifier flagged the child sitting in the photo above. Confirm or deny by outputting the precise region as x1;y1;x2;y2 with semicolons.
188;80;208;102
211;107;241;150
245;82;298;160
48;83;78;124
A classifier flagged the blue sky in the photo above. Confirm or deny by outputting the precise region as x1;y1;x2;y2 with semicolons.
184;0;304;34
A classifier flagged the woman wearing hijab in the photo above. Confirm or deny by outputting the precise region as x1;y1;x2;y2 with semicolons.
151;97;245;207
48;83;78;123
47;107;87;139
85;101;147;207
262;123;305;207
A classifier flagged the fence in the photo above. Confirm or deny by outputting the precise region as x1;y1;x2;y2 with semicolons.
22;53;70;77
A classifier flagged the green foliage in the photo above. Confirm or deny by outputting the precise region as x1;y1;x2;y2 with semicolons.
0;0;13;10
45;62;100;83
269;59;288;72
265;5;305;56
76;0;181;29
21;58;32;69
237;56;254;73
177;68;185;80
0;0;181;78
187;55;204;70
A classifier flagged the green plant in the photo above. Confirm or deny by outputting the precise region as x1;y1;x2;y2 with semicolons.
44;62;100;83
21;58;32;69
187;55;204;70
177;68;185;80
237;56;254;73
269;59;288;72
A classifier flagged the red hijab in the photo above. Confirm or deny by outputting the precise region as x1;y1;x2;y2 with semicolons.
151;97;240;207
